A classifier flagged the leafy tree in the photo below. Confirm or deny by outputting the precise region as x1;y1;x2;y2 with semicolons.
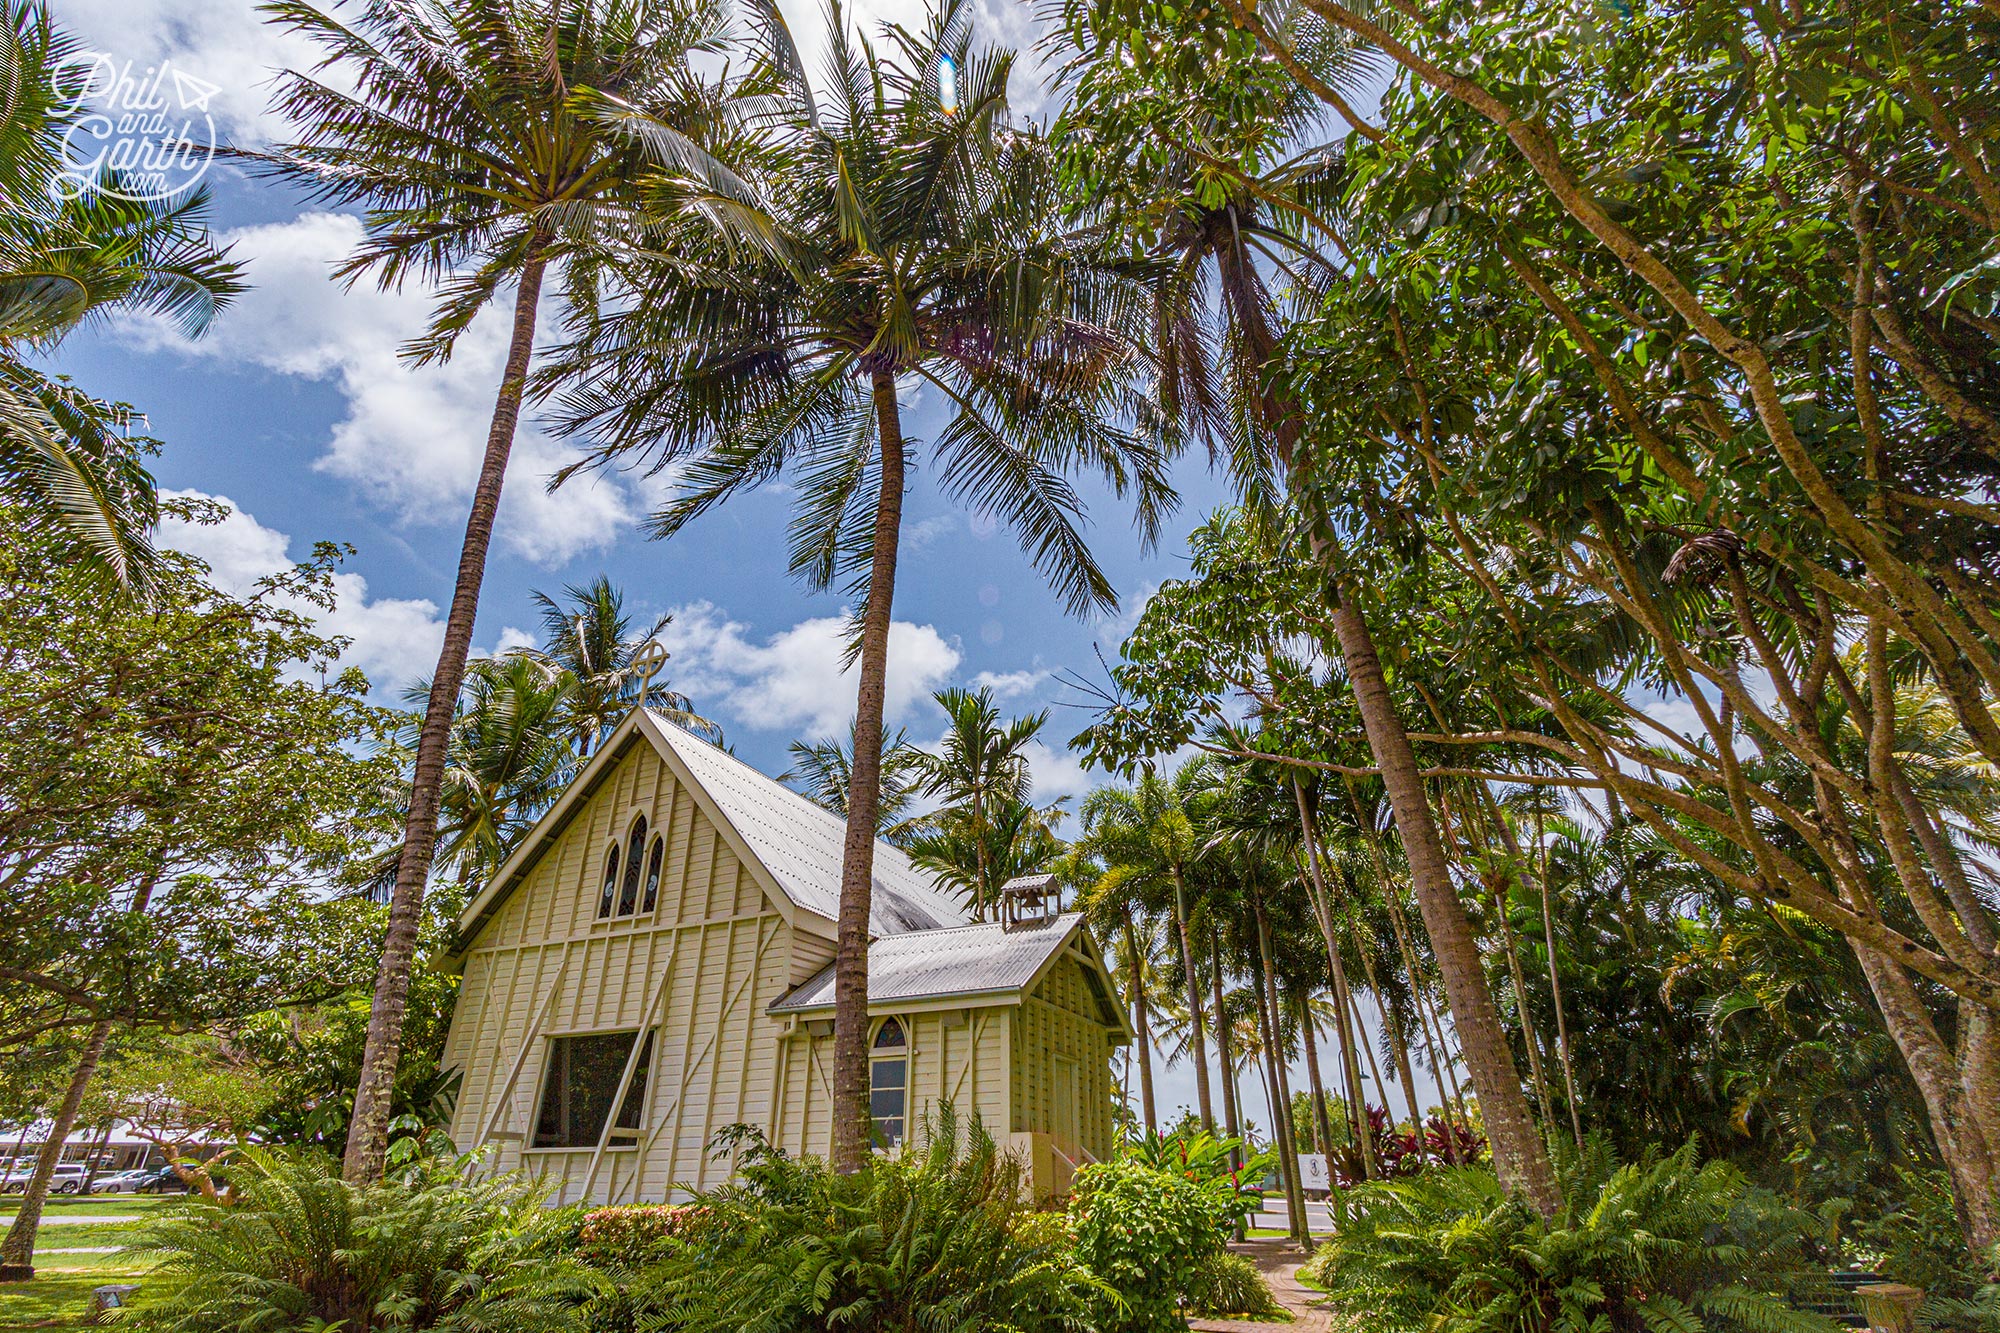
0;0;242;583
248;0;744;1183
0;499;397;1275
97;1035;272;1200
546;0;1173;1170
1054;0;1562;1212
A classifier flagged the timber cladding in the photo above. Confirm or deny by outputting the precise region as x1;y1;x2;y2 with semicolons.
439;710;1127;1206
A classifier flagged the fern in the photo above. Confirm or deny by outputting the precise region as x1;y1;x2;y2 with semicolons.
1304;1140;1845;1333
125;1145;549;1333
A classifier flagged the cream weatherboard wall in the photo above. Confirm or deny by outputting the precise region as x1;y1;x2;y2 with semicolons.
770;1004;1014;1163
440;710;1130;1208
1012;953;1118;1169
441;733;810;1205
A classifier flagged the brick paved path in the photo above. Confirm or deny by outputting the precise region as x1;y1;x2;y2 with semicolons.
1187;1238;1330;1333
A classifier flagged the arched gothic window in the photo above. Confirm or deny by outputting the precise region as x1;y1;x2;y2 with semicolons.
617;816;647;915
870;1018;907;1148
596;845;620;919
642;836;665;914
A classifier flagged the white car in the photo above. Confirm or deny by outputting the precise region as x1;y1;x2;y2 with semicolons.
0;1162;89;1193
89;1169;154;1193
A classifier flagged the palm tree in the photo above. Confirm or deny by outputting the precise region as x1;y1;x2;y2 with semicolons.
545;0;1174;1170
531;575;718;753
1079;761;1221;1132
0;0;242;585
248;0;742;1182
908;790;1067;912
906;685;1051;915
430;656;581;898
782;724;927;845
1056;0;1560;1213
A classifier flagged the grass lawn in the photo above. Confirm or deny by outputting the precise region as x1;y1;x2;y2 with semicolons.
0;1199;171;1326
0;1262;150;1329
0;1194;179;1221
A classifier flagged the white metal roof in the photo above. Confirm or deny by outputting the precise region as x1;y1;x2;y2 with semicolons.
649;717;971;936
456;709;971;949
769;912;1086;1013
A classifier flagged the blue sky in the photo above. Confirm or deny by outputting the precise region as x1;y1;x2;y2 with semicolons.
43;0;1432;1132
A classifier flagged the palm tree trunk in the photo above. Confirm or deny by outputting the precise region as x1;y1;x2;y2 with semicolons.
1325;592;1560;1215
1251;882;1309;1242
1459;786;1557;1130
829;367;909;1174
1530;802;1585;1149
1384;990;1430;1163
0;1021;110;1277
1172;868;1216;1131
1290;781;1376;1178
1126;923;1158;1135
1217;230;1555;1211
1348;985;1392;1128
1298;994;1336;1158
344;242;550;1185
1210;925;1243;1150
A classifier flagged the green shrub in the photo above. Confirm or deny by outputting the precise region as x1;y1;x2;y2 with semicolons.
1305;1142;1842;1333
125;1144;548;1333
1185;1250;1285;1320
1121;1127;1271;1231
627;1107;1099;1333
1849;1168;1980;1301
1012;1208;1079;1255
1070;1157;1234;1333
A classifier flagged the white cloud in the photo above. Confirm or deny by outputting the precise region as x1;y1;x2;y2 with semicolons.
658;602;962;739
57;0;324;147
905;514;957;551
1023;739;1091;809
162;489;542;693
160;489;447;692
123;212;636;566
968;667;1047;699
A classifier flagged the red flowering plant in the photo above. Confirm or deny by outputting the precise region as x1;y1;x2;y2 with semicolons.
1329;1107;1488;1187
575;1202;718;1267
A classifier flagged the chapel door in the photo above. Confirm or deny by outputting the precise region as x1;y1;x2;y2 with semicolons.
1053;1057;1078;1159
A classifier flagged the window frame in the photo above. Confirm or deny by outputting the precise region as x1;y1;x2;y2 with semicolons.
641;834;665;915
868;1016;909;1151
615;815;648;916
527;1027;656;1152
595;844;621;920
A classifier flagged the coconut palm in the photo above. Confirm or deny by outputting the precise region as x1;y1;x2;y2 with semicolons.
1078;760;1221;1132
530;575;718;753
905;686;1050;916
1055;0;1559;1211
544;0;1173;1169
430;656;581;896
248;0;745;1181
0;0;242;585
782;724;927;845
908;790;1067;915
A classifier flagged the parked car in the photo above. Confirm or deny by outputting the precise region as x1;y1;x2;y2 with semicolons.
132;1164;190;1193
0;1163;89;1193
89;1169;156;1193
